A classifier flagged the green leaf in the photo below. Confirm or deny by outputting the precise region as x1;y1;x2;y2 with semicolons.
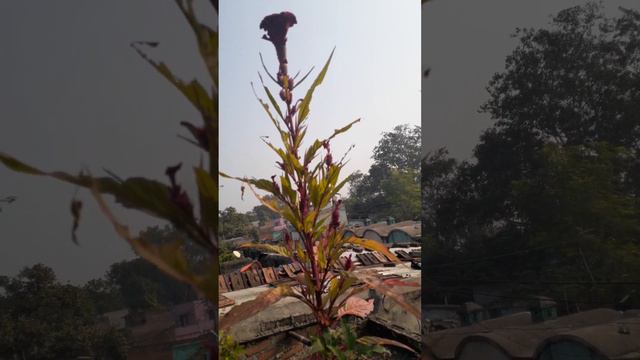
194;167;218;234
0;153;43;175
280;175;297;204
355;273;420;319
219;172;275;195
261;138;288;164
304;140;323;166
238;243;291;257
131;42;214;122
0;153;207;248
288;153;304;176
328;118;360;140
329;175;351;200
174;0;218;85
90;184;216;302
259;73;285;121
297;48;335;123
292;66;315;90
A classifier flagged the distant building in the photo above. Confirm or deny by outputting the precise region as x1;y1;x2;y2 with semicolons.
100;300;215;360
425;308;640;360
345;220;421;244
348;219;366;228
220;236;252;248
219;251;422;359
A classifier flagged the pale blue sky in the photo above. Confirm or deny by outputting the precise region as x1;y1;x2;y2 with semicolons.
219;0;421;213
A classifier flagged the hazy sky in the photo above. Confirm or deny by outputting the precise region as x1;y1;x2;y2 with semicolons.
1;1;636;284
219;0;421;213
422;0;639;160
0;1;214;283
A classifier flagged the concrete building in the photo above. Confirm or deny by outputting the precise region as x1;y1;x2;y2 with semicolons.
98;300;216;360
219;248;422;359
425;308;640;360
345;220;422;244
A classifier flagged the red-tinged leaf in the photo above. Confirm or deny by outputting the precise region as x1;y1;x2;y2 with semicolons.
383;279;421;288
356;273;420;319
89;183;217;302
357;336;417;354
220;285;293;330
337;297;374;319
0;153;208;248
239;260;259;273
194;167;217;234
345;237;401;263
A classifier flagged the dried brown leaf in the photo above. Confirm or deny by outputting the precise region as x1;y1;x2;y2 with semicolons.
358;336;417;354
336;297;373;319
70;199;83;245
356;273;420;319
220;285;292;330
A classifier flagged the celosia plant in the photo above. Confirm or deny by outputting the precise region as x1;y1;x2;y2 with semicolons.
219;11;419;358
0;0;220;354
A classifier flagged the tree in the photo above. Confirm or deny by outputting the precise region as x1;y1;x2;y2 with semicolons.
373;124;422;171
381;169;420;221
84;278;124;314
252;196;279;225
106;257;197;311
421;148;457;236
425;3;640;309
141;225;213;273
219;206;254;239
0;264;127;359
346;124;421;221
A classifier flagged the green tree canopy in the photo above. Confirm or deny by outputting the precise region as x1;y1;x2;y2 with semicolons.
219;206;256;239
424;3;640;309
0;264;127;359
106;256;197;311
346;124;421;222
